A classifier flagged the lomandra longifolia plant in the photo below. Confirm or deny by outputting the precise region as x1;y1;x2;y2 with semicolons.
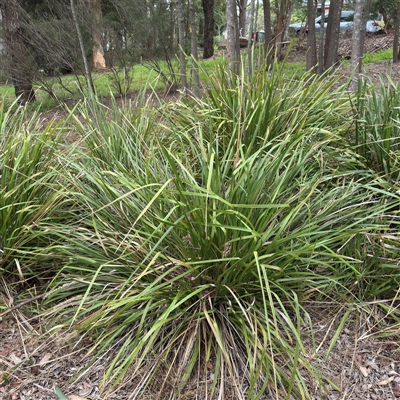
0;101;69;279
45;63;400;399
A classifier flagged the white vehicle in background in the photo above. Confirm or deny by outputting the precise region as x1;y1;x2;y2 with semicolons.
289;11;381;35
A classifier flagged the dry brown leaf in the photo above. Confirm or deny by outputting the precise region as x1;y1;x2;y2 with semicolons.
377;376;395;386
358;365;369;377
355;353;363;366
38;353;52;366
69;396;88;400
365;360;380;372
9;353;22;365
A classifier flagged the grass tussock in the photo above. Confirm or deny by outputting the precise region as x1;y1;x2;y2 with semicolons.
1;60;400;399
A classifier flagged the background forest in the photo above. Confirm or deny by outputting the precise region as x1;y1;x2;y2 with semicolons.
0;0;400;104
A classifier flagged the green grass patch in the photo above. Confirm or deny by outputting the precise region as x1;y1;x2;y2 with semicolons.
363;49;393;64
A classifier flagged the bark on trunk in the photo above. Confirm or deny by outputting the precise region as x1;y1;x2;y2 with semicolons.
324;0;343;70
226;0;239;74
177;0;187;89
318;0;325;74
350;0;370;87
393;0;400;62
247;0;255;78
189;0;200;94
91;0;107;71
70;0;95;98
275;0;292;59
201;0;214;59
306;0;317;72
0;0;36;105
262;0;273;62
238;0;247;36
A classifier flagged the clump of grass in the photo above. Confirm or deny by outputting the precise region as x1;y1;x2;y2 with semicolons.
351;77;400;181
42;60;400;399
363;49;393;64
0;100;70;279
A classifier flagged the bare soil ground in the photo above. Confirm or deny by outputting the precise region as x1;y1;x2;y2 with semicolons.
1;33;400;400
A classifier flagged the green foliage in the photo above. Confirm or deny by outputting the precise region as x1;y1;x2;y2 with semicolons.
0;101;69;277
352;77;400;181
38;60;400;398
362;49;393;64
1;51;400;398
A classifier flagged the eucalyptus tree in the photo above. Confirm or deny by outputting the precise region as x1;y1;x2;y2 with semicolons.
176;0;187;88
318;0;325;74
201;0;215;58
226;0;240;74
306;0;317;72
238;0;247;35
393;0;400;62
262;0;273;60
90;0;107;71
0;0;36;104
324;0;343;70
350;0;371;88
189;0;200;92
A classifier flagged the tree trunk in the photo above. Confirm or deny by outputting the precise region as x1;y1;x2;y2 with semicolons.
350;0;363;90
201;0;214;59
262;0;273;62
275;0;292;59
91;0;107;71
247;0;255;78
306;0;317;72
324;0;343;70
70;0;95;98
358;0;371;73
350;0;371;88
0;0;36;105
176;0;187;89
393;0;400;63
238;0;247;36
226;0;239;74
188;0;199;94
318;0;325;74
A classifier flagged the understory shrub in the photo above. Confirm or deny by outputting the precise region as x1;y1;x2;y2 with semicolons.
40;63;400;399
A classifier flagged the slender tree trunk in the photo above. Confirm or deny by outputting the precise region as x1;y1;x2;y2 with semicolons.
91;0;107;71
318;0;325;74
238;0;247;36
275;0;292;59
247;0;256;78
393;0;400;62
226;0;239;74
176;0;187;89
324;0;343;70
263;0;273;62
201;0;214;59
350;0;363;90
255;0;259;32
0;0;36;104
306;0;317;72
358;0;371;73
70;0;95;98
350;0;371;88
188;0;200;94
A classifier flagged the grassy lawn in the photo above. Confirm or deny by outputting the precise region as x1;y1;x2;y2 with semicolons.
0;48;394;110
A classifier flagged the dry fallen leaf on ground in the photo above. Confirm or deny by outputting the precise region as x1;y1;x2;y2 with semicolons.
377;376;394;386
39;352;52;366
9;353;22;365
